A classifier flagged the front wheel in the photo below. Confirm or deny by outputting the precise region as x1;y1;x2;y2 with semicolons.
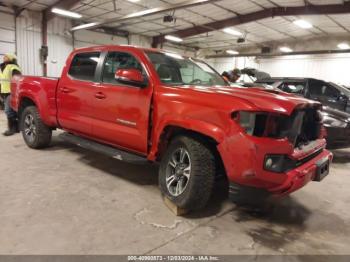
21;106;52;149
159;136;216;211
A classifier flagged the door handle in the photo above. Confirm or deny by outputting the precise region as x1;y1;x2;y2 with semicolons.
95;92;106;99
60;87;71;93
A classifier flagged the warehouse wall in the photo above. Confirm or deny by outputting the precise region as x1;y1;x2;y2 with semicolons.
0;13;16;63
16;10;43;76
257;53;350;85
1;9;193;78
207;56;259;82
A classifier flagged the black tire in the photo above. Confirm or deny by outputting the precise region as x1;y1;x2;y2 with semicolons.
20;106;52;149
159;136;216;211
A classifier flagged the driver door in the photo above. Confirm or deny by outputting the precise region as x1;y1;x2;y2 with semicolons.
91;51;153;154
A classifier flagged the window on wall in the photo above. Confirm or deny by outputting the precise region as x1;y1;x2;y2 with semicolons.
102;52;145;84
68;52;100;81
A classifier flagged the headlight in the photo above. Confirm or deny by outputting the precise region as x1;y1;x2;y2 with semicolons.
235;111;256;135
232;111;287;137
322;115;347;128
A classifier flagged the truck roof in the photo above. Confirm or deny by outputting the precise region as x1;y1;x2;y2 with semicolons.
72;44;176;55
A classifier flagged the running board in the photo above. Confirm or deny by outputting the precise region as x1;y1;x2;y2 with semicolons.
59;132;148;164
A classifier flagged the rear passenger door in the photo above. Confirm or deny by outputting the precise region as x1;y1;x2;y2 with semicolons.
91;51;153;154
57;51;100;136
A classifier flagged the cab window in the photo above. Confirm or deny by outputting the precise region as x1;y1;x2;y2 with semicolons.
68;52;100;81
102;52;146;85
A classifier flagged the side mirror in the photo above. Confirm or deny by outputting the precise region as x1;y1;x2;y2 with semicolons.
115;68;146;88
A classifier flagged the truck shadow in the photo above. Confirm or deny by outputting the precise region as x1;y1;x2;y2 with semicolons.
44;136;230;217
234;197;311;250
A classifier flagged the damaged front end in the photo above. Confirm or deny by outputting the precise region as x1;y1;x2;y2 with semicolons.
219;103;333;202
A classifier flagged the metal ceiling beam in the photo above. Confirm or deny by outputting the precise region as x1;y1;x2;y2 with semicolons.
71;0;219;31
153;2;350;47
45;0;81;21
205;48;350;58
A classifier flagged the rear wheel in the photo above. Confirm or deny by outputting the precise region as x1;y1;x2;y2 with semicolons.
159;136;216;211
21;106;52;149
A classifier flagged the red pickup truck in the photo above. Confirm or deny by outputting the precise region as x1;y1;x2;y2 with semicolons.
11;45;332;211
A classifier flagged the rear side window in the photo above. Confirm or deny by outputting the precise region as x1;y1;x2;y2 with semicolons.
68;52;100;81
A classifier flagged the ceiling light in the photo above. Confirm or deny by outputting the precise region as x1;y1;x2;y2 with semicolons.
293;19;313;29
71;22;100;31
280;46;293;53
222;28;243;36
226;50;239;55
51;8;82;19
127;0;141;2
338;43;350;50
165;35;183;42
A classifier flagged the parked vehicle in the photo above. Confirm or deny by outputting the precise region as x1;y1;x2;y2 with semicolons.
11;46;332;211
256;77;350;148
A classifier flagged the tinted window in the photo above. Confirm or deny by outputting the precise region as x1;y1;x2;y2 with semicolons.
323;84;340;98
308;79;324;96
102;52;145;84
279;82;305;94
68;52;100;81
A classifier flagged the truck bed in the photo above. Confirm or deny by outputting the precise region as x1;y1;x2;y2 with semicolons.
11;76;60;127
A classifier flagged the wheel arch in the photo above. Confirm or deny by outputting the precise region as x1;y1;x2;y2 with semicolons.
18;97;37;130
153;124;226;179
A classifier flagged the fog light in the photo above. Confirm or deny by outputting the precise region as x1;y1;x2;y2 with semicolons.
265;158;273;168
264;155;291;173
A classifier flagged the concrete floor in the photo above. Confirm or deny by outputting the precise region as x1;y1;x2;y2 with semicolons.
0;112;350;255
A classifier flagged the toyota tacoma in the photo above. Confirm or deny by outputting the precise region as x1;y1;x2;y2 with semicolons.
11;45;333;211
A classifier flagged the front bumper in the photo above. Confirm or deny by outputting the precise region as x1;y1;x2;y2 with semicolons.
218;133;333;196
268;149;332;195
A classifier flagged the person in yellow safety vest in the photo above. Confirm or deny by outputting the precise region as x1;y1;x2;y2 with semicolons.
0;53;22;136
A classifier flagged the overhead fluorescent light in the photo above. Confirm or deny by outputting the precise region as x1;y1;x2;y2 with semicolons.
127;0;141;2
51;8;82;19
293;19;313;29
165;35;183;43
226;50;239;55
71;22;100;31
280;46;293;53
222;28;243;36
338;43;350;50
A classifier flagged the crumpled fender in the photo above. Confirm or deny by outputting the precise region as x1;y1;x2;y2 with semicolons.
148;116;225;161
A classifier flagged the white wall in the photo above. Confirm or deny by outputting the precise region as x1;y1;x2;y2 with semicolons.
47;17;73;77
0;12;15;62
16;10;43;76
257;53;350;86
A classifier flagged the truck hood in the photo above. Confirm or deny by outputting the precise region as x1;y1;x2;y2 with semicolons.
174;85;321;115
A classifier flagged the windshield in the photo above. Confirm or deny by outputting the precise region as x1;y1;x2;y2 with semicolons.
146;51;227;87
329;82;350;97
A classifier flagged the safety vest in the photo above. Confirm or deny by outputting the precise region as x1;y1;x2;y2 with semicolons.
0;64;21;94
